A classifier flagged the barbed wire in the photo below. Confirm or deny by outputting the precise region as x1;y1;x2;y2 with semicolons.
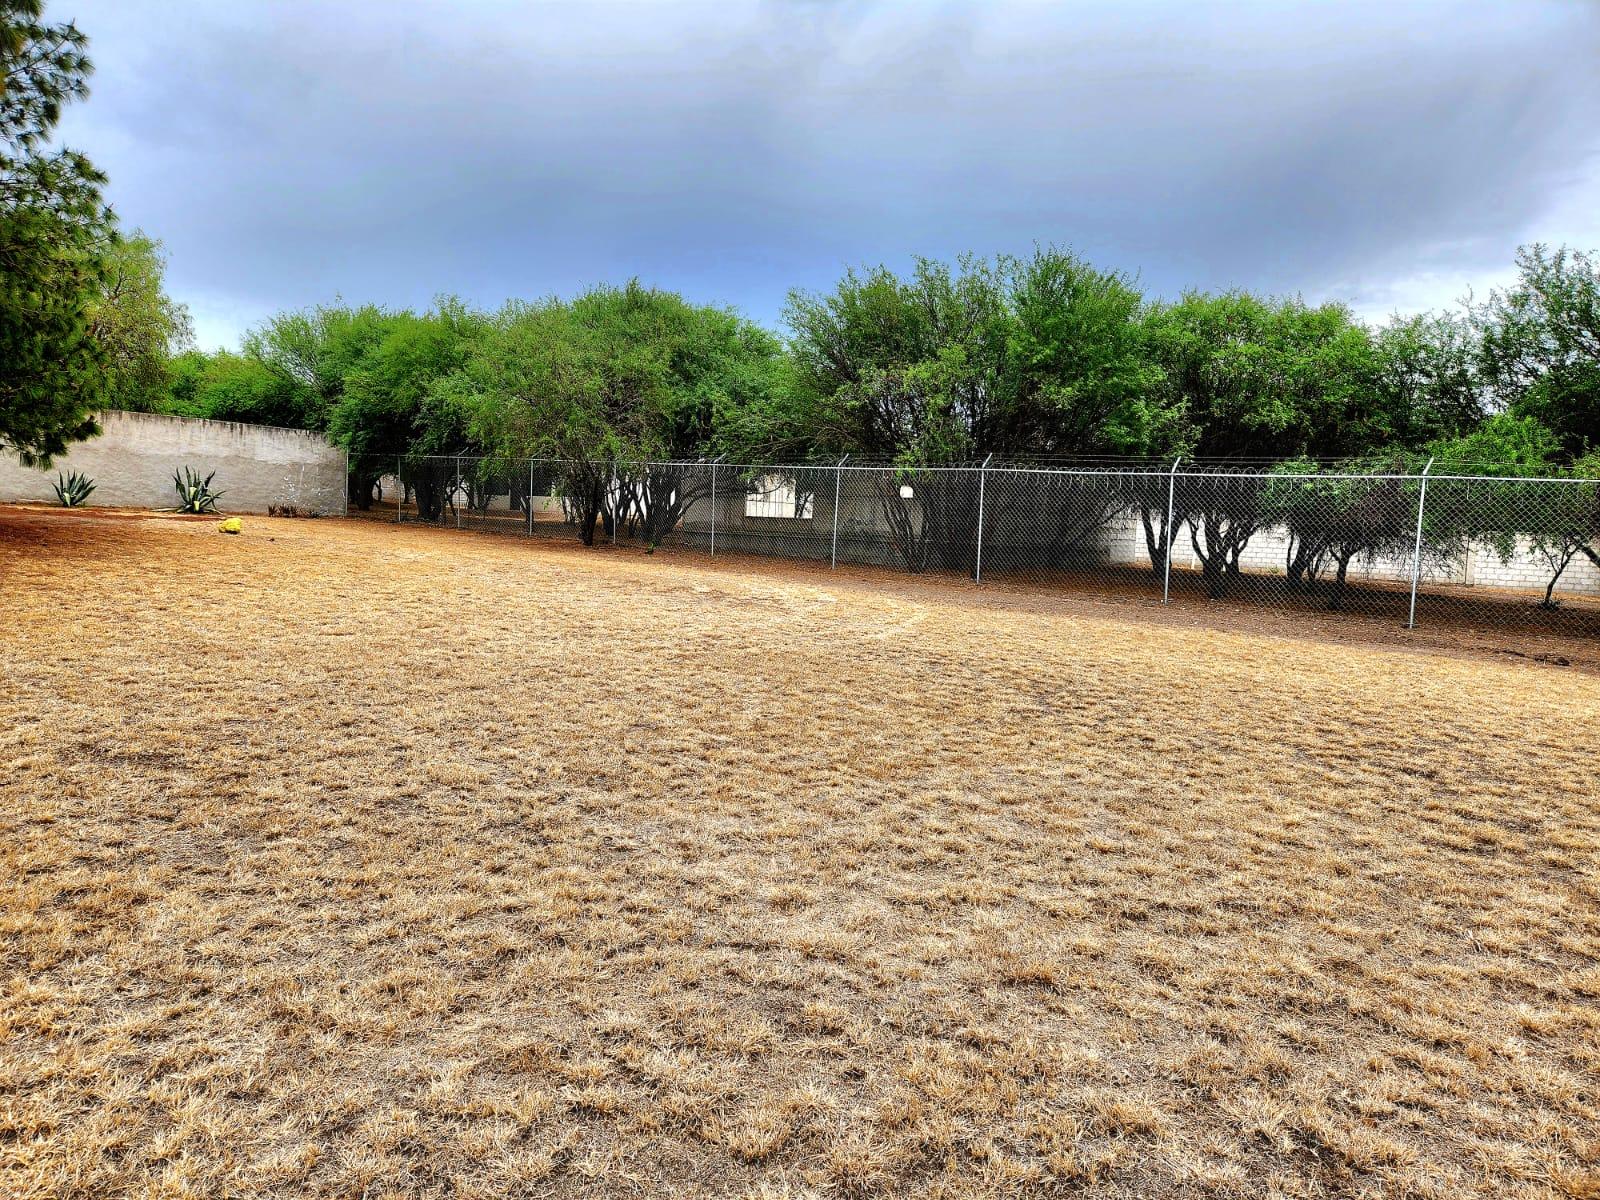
382;451;1600;483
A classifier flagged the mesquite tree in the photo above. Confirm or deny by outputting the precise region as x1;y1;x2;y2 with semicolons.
1267;456;1422;609
782;249;1164;573
455;284;784;547
87;232;193;413
328;300;484;508
1141;292;1388;596
1477;245;1600;461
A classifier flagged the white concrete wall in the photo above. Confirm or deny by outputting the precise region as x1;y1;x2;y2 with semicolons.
377;474;564;517
1109;512;1600;597
688;478;1600;600
0;411;348;515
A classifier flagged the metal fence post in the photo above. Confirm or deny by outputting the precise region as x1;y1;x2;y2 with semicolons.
1406;457;1435;629
709;460;717;556
395;455;402;524
830;455;847;569
1162;456;1181;603
527;458;535;536
973;454;993;583
454;456;462;529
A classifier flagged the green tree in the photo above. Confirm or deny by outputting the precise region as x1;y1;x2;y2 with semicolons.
784;256;1013;465
1266;453;1422;609
1373;310;1485;446
1007;248;1169;455
243;302;399;431
1476;245;1600;460
164;349;307;427
458;283;785;545
327;299;485;509
88;231;193;412
1427;412;1561;475
164;348;208;416
783;251;1165;572
1143;292;1385;462
0;0;113;464
1141;292;1385;594
449;297;607;535
782;250;1163;464
1421;414;1600;608
781;257;1007;570
1523;450;1600;607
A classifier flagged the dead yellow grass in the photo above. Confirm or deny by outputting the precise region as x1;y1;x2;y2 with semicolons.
1;506;1598;1199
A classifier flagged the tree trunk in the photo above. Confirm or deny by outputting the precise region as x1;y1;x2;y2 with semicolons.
1541;543;1578;608
348;473;379;512
1287;536;1322;591
1328;552;1353;610
416;479;445;522
1193;514;1229;598
1141;505;1171;580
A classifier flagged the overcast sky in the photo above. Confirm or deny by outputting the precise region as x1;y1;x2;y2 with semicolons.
52;0;1600;349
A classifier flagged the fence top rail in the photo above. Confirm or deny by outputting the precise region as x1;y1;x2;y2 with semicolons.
1172;469;1600;485
395;453;1600;488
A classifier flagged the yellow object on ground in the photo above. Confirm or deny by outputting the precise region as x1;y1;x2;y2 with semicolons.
218;517;242;534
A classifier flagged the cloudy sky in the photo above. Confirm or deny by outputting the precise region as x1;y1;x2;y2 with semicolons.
52;0;1600;349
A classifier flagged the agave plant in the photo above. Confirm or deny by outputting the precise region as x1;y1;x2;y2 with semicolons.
52;470;96;507
173;466;225;514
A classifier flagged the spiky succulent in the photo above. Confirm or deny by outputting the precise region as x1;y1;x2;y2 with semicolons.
52;470;95;507
173;467;225;514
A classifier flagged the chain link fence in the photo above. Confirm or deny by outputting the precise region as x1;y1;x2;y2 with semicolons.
378;455;1600;640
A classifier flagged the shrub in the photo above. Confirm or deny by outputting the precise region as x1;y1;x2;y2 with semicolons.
52;471;96;507
173;467;225;514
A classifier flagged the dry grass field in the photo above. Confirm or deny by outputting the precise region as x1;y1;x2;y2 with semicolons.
2;505;1598;1200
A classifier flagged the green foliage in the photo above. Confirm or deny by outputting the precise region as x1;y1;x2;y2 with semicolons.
172;466;224;513
452;282;788;543
1141;291;1384;461
1425;412;1561;476
497;291;779;468
243;302;400;432
784;256;1010;464
0;0;113;466
1266;454;1421;608
326;298;485;508
166;304;401;431
1139;293;1389;594
96;236;1600;590
1516;470;1600;608
88;230;192;412
1476;245;1600;460
1372;311;1485;446
52;468;93;506
1008;249;1170;455
1421;415;1593;606
781;249;1164;466
164;348;314;427
163;348;208;415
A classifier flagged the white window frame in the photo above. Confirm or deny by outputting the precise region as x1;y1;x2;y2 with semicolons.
745;472;815;520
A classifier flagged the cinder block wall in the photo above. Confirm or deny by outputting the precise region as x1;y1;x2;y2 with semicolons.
1111;511;1600;597
0;411;348;515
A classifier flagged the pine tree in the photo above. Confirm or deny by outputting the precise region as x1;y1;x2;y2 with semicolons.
1;0;114;465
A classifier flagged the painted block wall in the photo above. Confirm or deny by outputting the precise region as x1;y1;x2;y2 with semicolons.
0;411;348;516
1108;512;1600;597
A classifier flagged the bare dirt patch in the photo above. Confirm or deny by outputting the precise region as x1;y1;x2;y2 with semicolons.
2;508;1597;1198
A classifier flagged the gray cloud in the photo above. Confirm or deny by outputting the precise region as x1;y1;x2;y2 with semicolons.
52;0;1600;345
